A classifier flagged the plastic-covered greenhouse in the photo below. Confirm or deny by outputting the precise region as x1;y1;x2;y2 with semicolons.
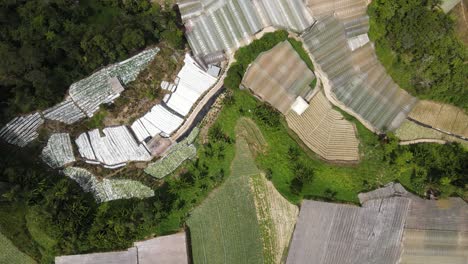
302;15;417;131
178;0;314;58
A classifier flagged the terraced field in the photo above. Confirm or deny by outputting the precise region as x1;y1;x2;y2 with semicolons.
408;100;468;137
286;91;360;162
188;118;297;264
396;120;468;149
0;231;36;264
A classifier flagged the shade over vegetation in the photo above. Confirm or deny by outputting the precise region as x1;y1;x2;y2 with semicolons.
286;91;360;161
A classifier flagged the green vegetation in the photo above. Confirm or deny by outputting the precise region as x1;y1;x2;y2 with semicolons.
188;126;264;264
0;0;184;123
203;88;467;204
145;128;199;179
368;0;468;109
0;229;36;264
224;30;314;90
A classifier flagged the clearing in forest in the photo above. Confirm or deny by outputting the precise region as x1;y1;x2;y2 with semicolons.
0;231;36;264
188;118;297;264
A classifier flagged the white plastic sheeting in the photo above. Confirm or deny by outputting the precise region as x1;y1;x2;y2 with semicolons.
165;54;218;116
75;126;151;168
63;167;154;203
42;98;86;124
0;112;44;147
131;105;184;141
69;48;159;117
347;33;369;51
41;133;75;168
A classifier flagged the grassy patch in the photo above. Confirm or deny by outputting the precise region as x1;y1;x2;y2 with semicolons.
0;229;36;264
187;136;264;264
0;203;40;262
206;89;464;204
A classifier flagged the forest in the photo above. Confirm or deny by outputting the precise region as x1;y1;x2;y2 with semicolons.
0;0;184;123
368;0;468;110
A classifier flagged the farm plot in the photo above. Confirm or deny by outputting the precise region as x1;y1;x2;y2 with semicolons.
188;118;297;264
0;231;36;264
187;136;264;264
408;100;468;138
395;120;468;149
286;91;360;162
145;128;198;179
250;174;299;264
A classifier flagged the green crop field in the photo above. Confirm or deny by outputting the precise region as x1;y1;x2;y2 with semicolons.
0;230;36;264
187;125;264;264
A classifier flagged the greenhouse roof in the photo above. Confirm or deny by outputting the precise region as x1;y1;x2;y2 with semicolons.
286;183;468;264
242;41;315;114
302;15;417;131
180;0;314;57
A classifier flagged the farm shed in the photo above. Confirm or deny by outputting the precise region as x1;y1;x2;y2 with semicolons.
286;91;359;161
0;112;44;147
63;167;154;203
41;133;75;168
164;54;218;116
408;100;468;138
178;0;314;58
42;98;86;125
134;233;189;264
286;183;468;264
55;247;138;264
75;126;151;169
302;15;417;131
69;47;159;117
242;41;316;114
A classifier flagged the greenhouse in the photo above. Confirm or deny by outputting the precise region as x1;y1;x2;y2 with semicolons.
164;54;218;116
286;183;468;264
242;41;315;114
131;104;184;142
144;128;199;179
0;112;44;147
69;48;159;117
179;0;314;59
302;15;417;131
41;133;76;168
63;167;154;203
42;98;86;125
75;126;152;169
286;92;359;162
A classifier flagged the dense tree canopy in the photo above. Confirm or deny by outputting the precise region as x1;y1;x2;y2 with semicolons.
369;0;468;109
0;0;184;123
